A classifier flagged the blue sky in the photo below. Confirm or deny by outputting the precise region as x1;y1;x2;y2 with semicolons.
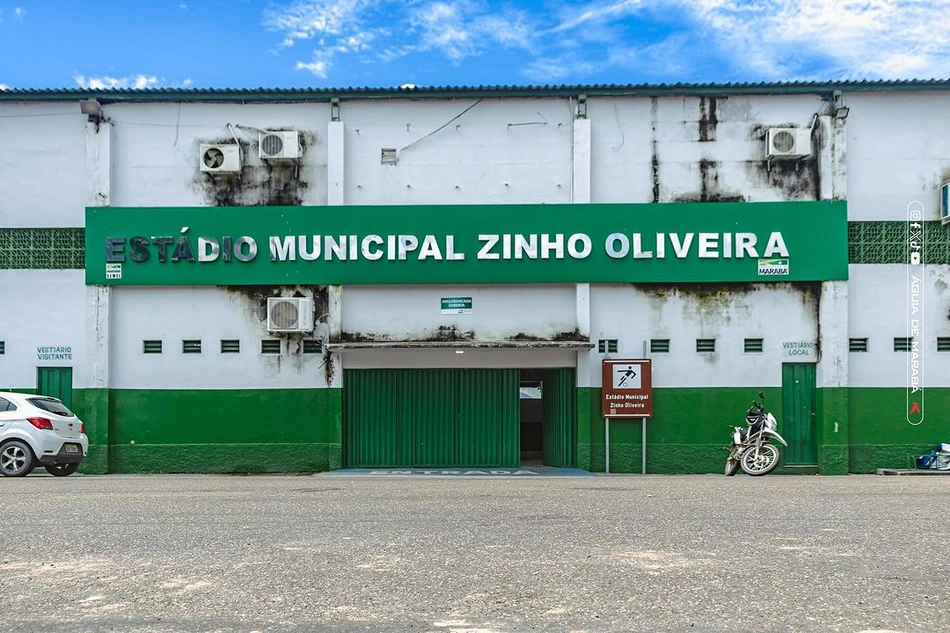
1;1;948;90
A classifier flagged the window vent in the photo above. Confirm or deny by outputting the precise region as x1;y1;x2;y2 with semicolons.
650;339;670;353
937;337;950;352
597;339;618;354
143;340;162;354
381;148;397;165
182;340;202;354
744;338;764;353
262;339;281;355
303;340;323;354
894;337;913;352
849;338;869;353
696;338;716;353
0;341;5;354
221;339;240;354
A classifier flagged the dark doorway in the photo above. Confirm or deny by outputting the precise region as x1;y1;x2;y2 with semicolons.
519;372;544;465
519;368;576;468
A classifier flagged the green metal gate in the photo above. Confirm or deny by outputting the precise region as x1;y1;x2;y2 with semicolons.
345;368;520;468
542;368;577;467
781;363;817;465
37;367;73;408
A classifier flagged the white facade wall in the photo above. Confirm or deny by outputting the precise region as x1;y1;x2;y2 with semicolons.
0;103;89;227
587;283;819;388
0;88;948;395
848;265;950;387
0;271;87;387
845;92;950;222
108;287;331;390
107;103;332;207
341;284;578;341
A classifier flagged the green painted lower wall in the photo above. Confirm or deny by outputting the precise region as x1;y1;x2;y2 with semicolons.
70;387;342;474
6;383;947;475
848;388;950;473
577;386;950;475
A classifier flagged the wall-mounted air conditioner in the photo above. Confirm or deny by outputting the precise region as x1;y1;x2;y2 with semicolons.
941;182;950;226
766;128;812;159
259;130;301;161
267;297;314;333
199;144;241;173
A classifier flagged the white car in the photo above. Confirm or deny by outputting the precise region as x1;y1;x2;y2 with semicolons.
0;392;88;477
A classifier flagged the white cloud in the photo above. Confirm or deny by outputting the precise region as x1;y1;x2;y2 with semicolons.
551;0;645;33
74;75;160;89
296;55;331;78
14;6;25;19
678;0;950;79
0;83;9;90
265;0;374;47
265;0;950;84
407;1;536;61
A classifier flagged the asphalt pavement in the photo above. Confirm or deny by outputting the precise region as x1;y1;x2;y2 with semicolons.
1;473;947;632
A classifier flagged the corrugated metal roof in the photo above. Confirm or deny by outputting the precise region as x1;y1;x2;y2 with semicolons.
1;79;949;103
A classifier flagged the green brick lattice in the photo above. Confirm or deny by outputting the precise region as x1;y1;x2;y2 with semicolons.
848;221;950;264
0;228;85;269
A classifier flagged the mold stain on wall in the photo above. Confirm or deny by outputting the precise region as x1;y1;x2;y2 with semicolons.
748;124;820;200
195;133;314;207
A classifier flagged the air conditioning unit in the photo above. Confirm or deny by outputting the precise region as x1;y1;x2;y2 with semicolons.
259;130;301;161
941;182;950;226
267;297;314;333
199;144;241;173
766;128;812;159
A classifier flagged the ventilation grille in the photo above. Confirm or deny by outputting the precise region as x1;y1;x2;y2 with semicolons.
894;337;913;352
303;340;323;354
221;339;240;354
696;338;716;353
597;339;618;354
744;338;764;353
262;339;281;355
650;339;670;353
182;340;202;354
0;341;5;355
849;338;869;353
143;340;163;354
937;337;950;352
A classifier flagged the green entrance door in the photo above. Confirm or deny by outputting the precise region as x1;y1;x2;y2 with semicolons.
781;363;817;465
37;367;73;408
542;368;576;468
345;368;520;468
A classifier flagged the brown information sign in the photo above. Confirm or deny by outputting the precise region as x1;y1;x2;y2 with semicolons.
601;359;653;418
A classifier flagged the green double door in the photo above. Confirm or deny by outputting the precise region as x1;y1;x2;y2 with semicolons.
781;363;817;465
345;368;576;468
37;367;73;408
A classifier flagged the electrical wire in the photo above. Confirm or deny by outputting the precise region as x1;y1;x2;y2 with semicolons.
397;99;483;159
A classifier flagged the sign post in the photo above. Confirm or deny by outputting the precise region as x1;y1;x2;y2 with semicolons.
601;359;653;474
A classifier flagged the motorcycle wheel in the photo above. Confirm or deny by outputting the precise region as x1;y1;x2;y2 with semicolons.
725;455;740;476
740;444;781;476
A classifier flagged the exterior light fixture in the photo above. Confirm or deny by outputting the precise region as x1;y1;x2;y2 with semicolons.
834;106;850;119
79;99;103;123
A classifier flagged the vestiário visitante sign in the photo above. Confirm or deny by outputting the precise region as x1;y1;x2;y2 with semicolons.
85;202;847;286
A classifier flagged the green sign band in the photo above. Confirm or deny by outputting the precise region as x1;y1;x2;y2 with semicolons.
84;202;848;285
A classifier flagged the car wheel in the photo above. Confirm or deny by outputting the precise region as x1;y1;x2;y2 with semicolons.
1;440;36;477
45;463;80;477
